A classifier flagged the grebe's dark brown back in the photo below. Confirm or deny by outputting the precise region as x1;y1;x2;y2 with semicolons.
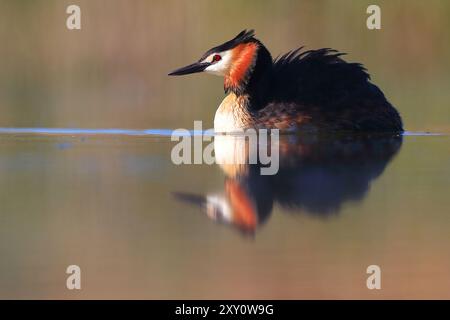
169;29;403;133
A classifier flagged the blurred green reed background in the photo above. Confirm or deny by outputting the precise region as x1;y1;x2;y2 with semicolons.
0;0;449;131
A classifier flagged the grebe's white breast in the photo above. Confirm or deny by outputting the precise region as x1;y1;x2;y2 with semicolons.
214;93;252;133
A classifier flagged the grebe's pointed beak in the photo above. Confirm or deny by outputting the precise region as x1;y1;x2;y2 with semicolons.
172;192;207;207
168;61;209;76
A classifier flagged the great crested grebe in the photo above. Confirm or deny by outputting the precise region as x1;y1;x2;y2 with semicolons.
169;29;403;133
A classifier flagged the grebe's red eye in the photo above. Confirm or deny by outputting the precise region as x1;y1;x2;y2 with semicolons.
212;54;222;62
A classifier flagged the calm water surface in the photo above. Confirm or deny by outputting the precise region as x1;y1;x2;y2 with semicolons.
0;130;448;299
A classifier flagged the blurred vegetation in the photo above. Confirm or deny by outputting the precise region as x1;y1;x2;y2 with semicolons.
0;0;449;131
0;1;449;299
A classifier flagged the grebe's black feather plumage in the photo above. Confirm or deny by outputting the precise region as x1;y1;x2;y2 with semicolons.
272;48;371;104
243;41;403;132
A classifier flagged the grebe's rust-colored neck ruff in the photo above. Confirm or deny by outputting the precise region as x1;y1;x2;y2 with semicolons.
225;179;258;233
224;42;258;95
168;29;404;133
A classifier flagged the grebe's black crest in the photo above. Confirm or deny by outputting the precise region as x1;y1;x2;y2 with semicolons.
199;29;256;61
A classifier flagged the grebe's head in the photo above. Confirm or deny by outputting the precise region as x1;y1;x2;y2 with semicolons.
169;29;272;94
172;178;260;236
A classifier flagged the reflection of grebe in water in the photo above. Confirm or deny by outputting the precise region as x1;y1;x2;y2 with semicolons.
174;133;402;236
